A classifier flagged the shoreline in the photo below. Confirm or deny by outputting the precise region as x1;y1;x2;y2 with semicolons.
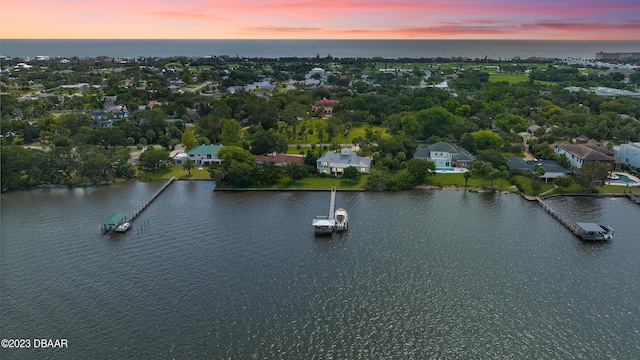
3;176;639;197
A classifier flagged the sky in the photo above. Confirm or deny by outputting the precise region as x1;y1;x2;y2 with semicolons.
2;0;640;40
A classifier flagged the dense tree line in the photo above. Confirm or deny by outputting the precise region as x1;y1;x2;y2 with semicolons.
1;145;134;190
2;55;639;191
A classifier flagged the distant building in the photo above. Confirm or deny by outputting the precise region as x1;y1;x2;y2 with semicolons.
616;142;640;169
312;98;340;114
596;52;640;60
316;148;371;176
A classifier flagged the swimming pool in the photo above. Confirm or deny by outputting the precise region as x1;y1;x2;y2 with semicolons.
608;174;633;183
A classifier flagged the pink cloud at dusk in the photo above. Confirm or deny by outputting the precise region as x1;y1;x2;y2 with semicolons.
1;0;639;39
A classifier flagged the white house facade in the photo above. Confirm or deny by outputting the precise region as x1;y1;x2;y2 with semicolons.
188;144;223;165
316;148;371;176
413;142;474;169
554;142;621;170
617;142;640;169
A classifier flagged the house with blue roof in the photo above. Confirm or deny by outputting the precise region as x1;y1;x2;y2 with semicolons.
316;148;371;176
188;144;223;165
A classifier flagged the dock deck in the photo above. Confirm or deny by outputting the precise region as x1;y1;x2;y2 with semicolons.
102;177;175;234
536;196;613;241
312;187;338;235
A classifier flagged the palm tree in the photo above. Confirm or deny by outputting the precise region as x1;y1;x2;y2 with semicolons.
182;158;195;176
463;171;472;189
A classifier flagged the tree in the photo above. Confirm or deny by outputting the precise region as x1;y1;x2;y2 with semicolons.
531;164;546;189
182;158;195;175
573;162;609;192
259;162;283;185
476;150;505;170
416;107;456;139
470;129;503;151
481;162;494;187
463;171;472;188
217;146;255;171
553;175;573;191
139;149;172;171
284;162;309;182
406;158;435;185
220;118;243;146
342;166;360;183
181;128;198;151
225;162;256;187
556;153;571;169
208;166;225;182
249;130;288;155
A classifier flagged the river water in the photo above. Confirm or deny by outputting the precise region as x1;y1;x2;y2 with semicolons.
1;180;639;359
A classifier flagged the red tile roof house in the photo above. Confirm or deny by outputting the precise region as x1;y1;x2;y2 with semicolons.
312;98;340;115
255;153;305;167
554;141;623;170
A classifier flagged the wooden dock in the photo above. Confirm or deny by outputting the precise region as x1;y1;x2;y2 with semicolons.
536;197;582;236
102;177;175;234
312;187;338;235
626;191;640;205
128;177;176;222
328;187;336;220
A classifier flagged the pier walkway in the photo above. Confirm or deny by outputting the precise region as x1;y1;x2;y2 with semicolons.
312;187;338;234
103;177;175;234
128;177;176;222
328;187;336;220
626;191;640;205
536;197;582;236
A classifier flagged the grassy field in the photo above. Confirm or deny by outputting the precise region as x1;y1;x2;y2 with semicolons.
284;120;389;146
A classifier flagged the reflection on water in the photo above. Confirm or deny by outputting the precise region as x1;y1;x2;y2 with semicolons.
1;181;639;359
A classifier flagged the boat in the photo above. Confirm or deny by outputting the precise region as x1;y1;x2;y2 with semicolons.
115;221;132;233
102;213;128;234
334;208;348;232
575;222;614;241
312;216;334;235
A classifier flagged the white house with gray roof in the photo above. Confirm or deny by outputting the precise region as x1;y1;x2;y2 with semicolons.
413;142;474;169
316;148;371;176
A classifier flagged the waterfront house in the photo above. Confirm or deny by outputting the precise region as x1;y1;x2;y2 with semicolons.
554;141;622;170
413;142;474;169
316;148;371;176
506;157;572;183
256;153;305;167
188;144;223;165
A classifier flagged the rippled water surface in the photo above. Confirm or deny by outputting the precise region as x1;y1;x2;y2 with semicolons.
2;181;639;359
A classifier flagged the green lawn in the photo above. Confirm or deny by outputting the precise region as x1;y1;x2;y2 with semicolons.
284;120;388;146
137;165;640;196
137;166;212;181
488;73;530;83
260;175;366;190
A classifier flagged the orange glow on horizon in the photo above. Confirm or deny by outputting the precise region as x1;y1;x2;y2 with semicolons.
1;0;639;40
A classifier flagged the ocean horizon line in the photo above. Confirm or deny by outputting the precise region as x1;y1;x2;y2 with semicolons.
2;39;639;60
